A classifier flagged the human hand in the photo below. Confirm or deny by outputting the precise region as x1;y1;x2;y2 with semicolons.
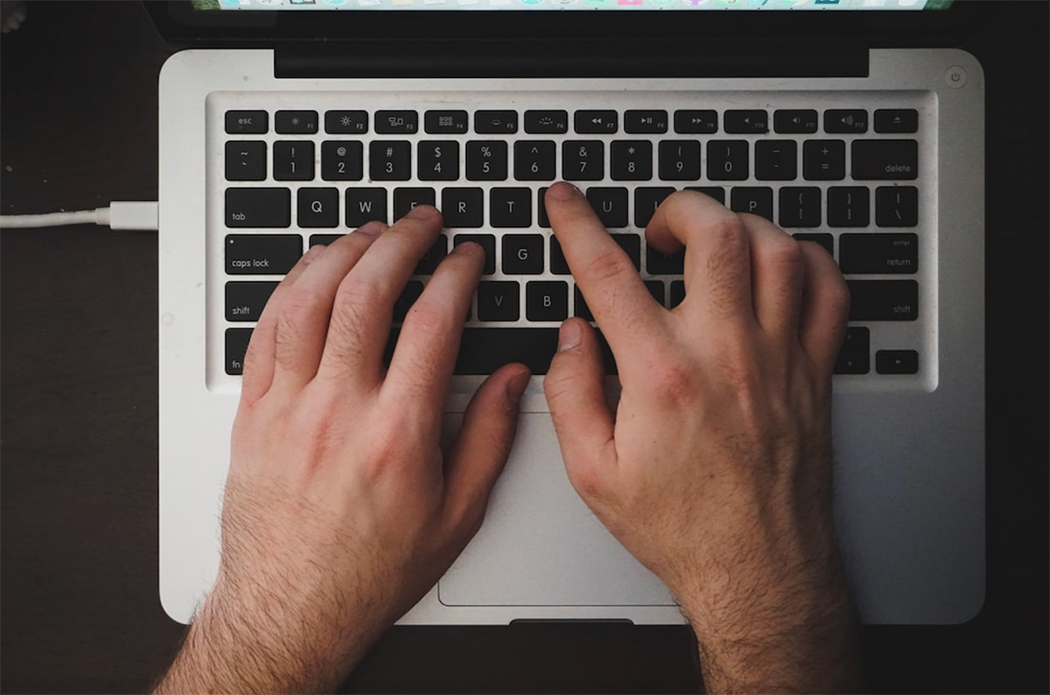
543;183;858;692
155;207;530;694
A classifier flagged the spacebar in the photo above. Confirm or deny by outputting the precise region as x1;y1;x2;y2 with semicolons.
386;327;618;375
456;328;560;375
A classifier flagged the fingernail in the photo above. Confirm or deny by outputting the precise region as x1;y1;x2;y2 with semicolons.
300;244;326;264
506;368;532;405
355;220;386;236
406;204;437;220
558;320;582;352
547;181;580;201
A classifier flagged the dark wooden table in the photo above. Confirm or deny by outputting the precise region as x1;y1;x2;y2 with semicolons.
1;2;1047;692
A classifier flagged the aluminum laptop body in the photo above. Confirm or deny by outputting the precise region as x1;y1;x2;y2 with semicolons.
156;1;985;626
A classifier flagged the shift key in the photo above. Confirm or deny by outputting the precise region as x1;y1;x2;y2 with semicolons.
847;280;918;321
226;187;291;227
226;234;302;275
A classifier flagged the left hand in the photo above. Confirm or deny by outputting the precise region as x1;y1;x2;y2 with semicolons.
156;206;530;693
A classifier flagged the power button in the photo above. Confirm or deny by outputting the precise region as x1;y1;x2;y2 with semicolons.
945;65;968;89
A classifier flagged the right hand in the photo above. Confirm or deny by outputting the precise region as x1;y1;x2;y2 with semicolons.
543;182;859;692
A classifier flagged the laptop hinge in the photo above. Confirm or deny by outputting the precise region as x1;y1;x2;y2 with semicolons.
275;41;867;79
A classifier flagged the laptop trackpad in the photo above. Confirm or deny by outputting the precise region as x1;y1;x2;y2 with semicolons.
439;412;676;607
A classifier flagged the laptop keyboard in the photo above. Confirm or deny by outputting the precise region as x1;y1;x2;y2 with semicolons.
218;93;927;382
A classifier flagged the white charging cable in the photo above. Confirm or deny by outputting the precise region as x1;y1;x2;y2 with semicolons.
0;202;159;231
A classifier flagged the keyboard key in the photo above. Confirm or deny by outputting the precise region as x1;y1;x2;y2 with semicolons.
453;327;558;375
670;280;686;308
275;110;318;134
475;110;518;134
840;233;917;274
674;109;717;134
647;245;684;275
524;110;568;134
611;141;653;181
876;349;919;374
454;234;496;275
514;141;556;181
225;110;268;135
550;237;569;274
477;281;520;320
707;141;748;181
586;187;629;229
418;141;459;181
724;110;768;134
538;187;551;228
847;280;919;321
755;141;798;181
875;186;919;226
684;186;726;204
774;109;818;134
827;186;869;227
658;140;701;181
466;141;508;181
375;110;418;134
225;188;291;228
574;285;593;320
345;188;388;226
824;109;868;134
526;281;569;321
503;235;545;275
730;187;773;222
834;327;870;374
490;188;532;228
611;234;641;271
635;187;675;227
575;110;618;134
297;187;339;228
803;140;845;181
425;110;468;134
852;140;918;180
792;233;833;256
625;110;668;134
226;281;279;322
874;109;918;134
393;187;436;221
321;141;363;181
442;188;484;228
309;234;342;247
779;187;821;228
225;234;301;275
370;141;412;181
394;281;425;322
563;141;605;181
225;141;267;181
273;141;315;181
325;110;368;134
225;328;253;375
645;280;666;307
414;236;447;275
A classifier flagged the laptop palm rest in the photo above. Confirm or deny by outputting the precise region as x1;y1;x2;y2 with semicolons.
438;412;676;608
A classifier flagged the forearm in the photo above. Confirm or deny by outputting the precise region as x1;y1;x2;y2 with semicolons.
153;583;375;694
680;579;861;694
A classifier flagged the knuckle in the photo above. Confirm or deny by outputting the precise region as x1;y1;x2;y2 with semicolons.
583;246;635;286
405;302;455;341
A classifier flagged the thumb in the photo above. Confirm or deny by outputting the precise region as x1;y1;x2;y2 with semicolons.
443;363;530;538
544;318;617;500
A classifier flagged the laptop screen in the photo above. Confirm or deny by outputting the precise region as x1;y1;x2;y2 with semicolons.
194;0;953;11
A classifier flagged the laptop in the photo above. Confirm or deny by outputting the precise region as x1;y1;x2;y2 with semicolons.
154;0;985;626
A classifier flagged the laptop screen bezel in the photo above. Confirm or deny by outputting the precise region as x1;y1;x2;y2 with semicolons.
146;0;979;44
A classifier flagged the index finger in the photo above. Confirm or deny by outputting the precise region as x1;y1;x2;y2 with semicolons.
545;182;665;357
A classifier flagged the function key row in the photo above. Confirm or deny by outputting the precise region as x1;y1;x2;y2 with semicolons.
225;108;919;136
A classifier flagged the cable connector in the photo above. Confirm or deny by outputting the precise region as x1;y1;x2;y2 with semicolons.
0;202;159;231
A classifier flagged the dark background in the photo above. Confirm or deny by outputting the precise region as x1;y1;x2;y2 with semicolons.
1;1;1046;692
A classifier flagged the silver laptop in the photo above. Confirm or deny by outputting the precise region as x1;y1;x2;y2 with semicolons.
157;0;985;626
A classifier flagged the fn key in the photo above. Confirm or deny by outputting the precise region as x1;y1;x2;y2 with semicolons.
225;328;253;375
